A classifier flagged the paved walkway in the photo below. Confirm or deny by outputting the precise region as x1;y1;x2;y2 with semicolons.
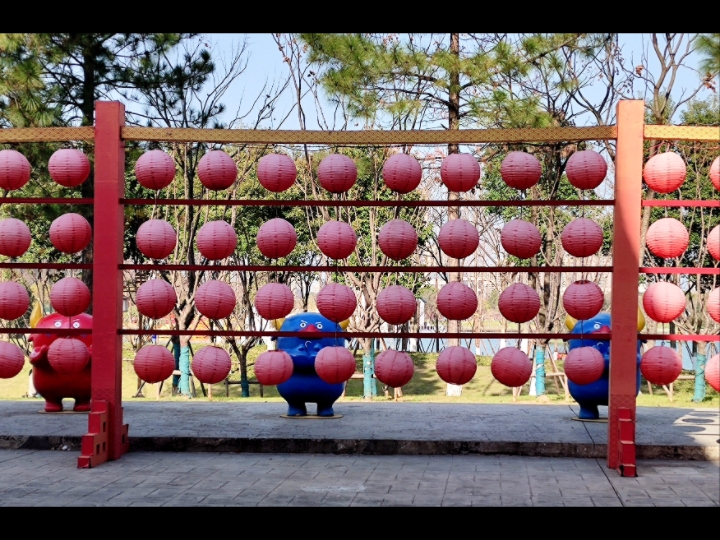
0;450;717;506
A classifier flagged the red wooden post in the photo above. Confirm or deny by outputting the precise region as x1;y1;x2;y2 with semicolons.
78;101;129;468
608;100;645;476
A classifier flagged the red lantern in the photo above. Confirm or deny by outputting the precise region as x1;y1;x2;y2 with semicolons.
646;218;689;259
565;150;607;190
47;338;90;374
498;283;540;324
708;225;720;262
136;219;177;260
642;281;685;323
440;153;480;192
257;153;297;192
50;277;90;317
705;354;720;392
563;280;604;321
643;152;686;194
707;287;720;324
0;149;31;191
561;218;603;258
316;283;356;322
254;350;294;386
49;213;92;254
375;350;414;387
500;151;541;190
135;150;176;190
254;283;294;320
0;341;25;379
439;219;479;260
196;220;237;260
257;218;297;259
195;280;236;320
711;157;720;191
491;347;532;387
0;282;30;321
436;346;477;386
133;345;175;384
198;150;237;191
377;285;416;325
641;346;682;386
317;220;357;260
192;346;232;385
378;219;417;261
382;153;422;194
0;218;32;258
135;279;176;319
564;346;604;385
318;154;357;193
501;219;541;260
436;282;478;321
48;149;90;188
315;346;356;384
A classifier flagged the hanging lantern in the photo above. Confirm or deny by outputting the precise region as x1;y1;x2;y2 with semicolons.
498;283;540;324
382;153;422;194
0;341;25;379
710;157;720;191
0;218;32;258
133;345;175;384
192;346;232;385
377;285;416;325
135;150;176;190
705;354;720;392
135;279;176;320
378;219;418;261
0;282;30;321
136;219;177;260
643;152;686;194
436;281;478;321
50;277;90;317
646;218;689;259
317;220;357;260
563;280;604;321
198;150;237;191
315;346;356;384
195;280;236;320
565;150;607;190
254;350;294;386
47;338;90;374
708;225;720;261
641;346;682;386
440;153;480;192
500;219;541;260
439;219;479;260
561;218;604;258
316;283;356;322
642;281;685;323
196;220;237;260
0;149;31;191
257;218;297;259
564;346;605;385
707;287;720;324
254;283;294;320
318;154;357;193
436;346;477;386
374;350;414;387
491;347;533;388
500;151;542;190
49;213;92;254
48;149;90;188
257;153;297;192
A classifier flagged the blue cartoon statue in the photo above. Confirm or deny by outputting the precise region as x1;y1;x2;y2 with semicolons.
275;312;348;417
566;312;643;420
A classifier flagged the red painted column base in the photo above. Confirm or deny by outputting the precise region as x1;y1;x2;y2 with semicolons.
615;406;637;477
77;400;129;468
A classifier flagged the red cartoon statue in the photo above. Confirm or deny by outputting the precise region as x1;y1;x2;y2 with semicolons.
28;312;92;412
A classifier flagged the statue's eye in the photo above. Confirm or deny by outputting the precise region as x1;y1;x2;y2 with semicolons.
594;323;601;329
54;321;62;328
72;322;80;329
316;323;323;329
299;322;307;328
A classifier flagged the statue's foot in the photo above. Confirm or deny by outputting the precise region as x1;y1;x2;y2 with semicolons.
577;404;600;420
73;401;91;412
286;403;308;416
316;403;335;417
44;401;63;413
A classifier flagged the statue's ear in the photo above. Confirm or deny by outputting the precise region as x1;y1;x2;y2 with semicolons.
637;307;645;332
338;319;350;330
564;314;577;331
273;318;285;330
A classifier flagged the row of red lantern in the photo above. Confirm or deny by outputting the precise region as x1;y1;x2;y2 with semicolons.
0;214;92;259
0;277;90;322
499;217;604;261
0;337;92;379
0;149;90;191
646;220;720;261
135;279;236;321
133;344;232;385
